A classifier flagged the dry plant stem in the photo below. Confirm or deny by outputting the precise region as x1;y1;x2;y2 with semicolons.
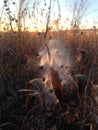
0;122;18;129
41;84;47;130
45;42;51;61
90;123;93;130
84;60;95;116
27;78;47;130
6;0;14;32
18;0;24;32
44;0;51;66
42;0;52;129
71;0;91;30
27;78;46;118
0;7;4;31
84;27;97;113
21;104;41;130
44;0;51;39
94;27;98;63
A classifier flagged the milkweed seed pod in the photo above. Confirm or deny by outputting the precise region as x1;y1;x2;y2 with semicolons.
39;38;77;111
25;78;58;110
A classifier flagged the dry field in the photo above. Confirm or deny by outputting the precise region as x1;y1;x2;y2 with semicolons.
0;29;98;130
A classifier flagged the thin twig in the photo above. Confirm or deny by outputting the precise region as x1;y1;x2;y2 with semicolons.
43;1;52;129
0;122;18;129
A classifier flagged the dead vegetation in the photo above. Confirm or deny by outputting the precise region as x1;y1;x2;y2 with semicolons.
0;29;98;130
0;0;98;129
